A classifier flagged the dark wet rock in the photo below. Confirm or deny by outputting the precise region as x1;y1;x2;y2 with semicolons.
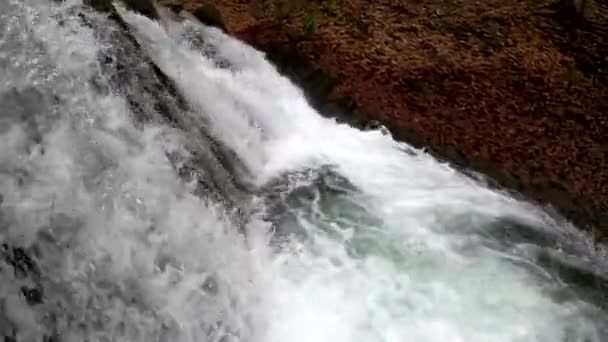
122;0;159;19
168;3;184;14
84;0;159;19
1;244;40;280
21;286;43;305
363;120;382;131
192;3;227;32
363;120;390;135
83;0;113;13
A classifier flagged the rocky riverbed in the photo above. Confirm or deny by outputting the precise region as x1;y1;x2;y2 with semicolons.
161;0;607;239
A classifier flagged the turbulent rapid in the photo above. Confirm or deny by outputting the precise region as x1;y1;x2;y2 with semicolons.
1;1;607;341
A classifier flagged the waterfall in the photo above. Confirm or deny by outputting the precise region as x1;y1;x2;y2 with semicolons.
0;1;606;341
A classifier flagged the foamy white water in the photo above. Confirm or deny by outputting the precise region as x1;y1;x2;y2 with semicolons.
0;1;606;341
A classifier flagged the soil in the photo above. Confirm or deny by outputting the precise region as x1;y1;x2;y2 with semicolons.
168;0;608;239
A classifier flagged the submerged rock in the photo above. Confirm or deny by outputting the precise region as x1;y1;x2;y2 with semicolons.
84;0;159;19
83;0;113;12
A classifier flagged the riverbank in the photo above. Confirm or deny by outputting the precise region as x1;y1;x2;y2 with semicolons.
163;0;607;239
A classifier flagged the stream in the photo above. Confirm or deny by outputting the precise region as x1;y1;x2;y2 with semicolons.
0;1;607;341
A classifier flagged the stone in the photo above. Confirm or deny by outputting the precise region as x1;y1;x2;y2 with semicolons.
83;0;113;12
192;3;227;32
84;0;159;19
123;0;159;19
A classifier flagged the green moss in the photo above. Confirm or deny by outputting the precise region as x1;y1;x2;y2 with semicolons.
324;0;339;15
303;12;319;36
566;61;579;82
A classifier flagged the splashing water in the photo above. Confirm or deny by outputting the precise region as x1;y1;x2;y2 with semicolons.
0;1;607;341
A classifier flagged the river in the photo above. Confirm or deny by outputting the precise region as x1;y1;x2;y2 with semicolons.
0;1;607;341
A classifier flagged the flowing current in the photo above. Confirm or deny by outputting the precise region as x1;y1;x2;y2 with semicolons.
1;1;607;341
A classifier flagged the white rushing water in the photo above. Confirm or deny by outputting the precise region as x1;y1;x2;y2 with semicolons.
0;1;607;341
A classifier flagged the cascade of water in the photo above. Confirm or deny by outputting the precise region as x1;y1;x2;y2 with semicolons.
0;1;606;341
